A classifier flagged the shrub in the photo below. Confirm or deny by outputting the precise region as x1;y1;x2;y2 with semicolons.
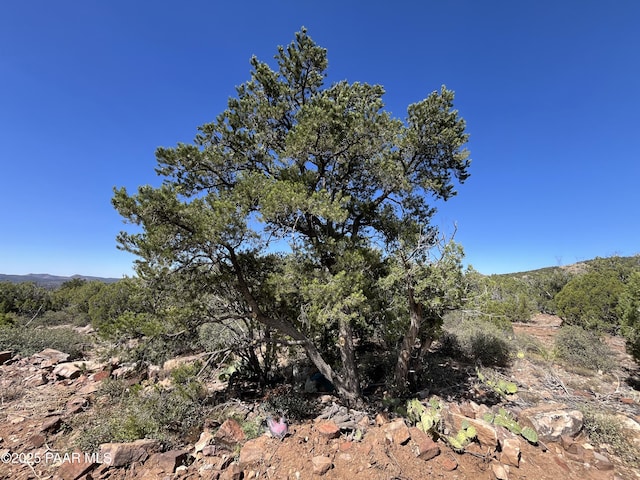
96;378;131;401
525;268;571;314
555;269;624;332
0;312;16;327
0;325;85;359
119;333;198;366
263;386;319;421
462;271;535;324
553;325;616;372
75;373;207;450
618;271;640;362
441;315;513;366
514;333;552;361
580;404;639;467
36;310;80;326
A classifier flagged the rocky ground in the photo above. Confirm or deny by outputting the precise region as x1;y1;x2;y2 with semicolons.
1;314;639;480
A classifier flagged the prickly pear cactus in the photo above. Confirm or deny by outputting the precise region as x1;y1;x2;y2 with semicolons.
483;408;538;444
406;398;443;435
447;419;477;452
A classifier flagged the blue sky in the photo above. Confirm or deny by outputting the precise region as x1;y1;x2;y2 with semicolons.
1;1;638;278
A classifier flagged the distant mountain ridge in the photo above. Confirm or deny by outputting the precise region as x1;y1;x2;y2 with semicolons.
0;273;120;288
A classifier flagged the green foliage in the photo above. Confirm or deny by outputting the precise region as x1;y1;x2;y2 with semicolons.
553;325;616;373
75;374;207;450
0;311;16;327
198;322;237;353
520;426;539;444
441;314;513;366
170;362;202;385
555;264;625;332
513;333;552;360
0;281;52;318
483;408;538;444
87;278;147;336
96;378;131;401
239;417;263;440
463;270;535;325
406;397;482;452
121;334;199;366
53;279;106;324
579;404;639;467
112;29;471;401
447;419;477;452
618;271;640;362
0;325;84;359
589;255;639;282
476;368;517;396
523;268;571;314
406;397;443;435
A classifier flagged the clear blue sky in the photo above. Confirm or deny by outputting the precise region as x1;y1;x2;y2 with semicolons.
1;1;638;278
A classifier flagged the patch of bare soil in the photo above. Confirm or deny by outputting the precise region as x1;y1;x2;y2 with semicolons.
0;316;639;480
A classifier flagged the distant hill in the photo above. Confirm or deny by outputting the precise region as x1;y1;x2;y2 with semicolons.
0;273;121;288
491;255;640;278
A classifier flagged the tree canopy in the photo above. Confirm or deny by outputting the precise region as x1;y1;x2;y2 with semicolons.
113;29;471;403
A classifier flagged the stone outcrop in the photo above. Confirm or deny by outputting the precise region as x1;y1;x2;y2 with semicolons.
99;439;162;467
519;404;583;442
34;348;69;366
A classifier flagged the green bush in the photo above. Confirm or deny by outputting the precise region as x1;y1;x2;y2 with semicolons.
28;310;89;327
75;373;207;450
514;333;551;360
555;269;624;332
618;271;640;362
0;281;52;317
525;268;571;314
0;312;16;327
462;270;535;324
553;325;615;372
119;333;198;366
580;404;639;467
0;325;85;359
441;314;513;366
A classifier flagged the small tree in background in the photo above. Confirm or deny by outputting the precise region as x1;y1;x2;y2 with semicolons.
555;267;624;332
525;268;571;314
461;272;534;327
113;29;470;403
618;271;640;362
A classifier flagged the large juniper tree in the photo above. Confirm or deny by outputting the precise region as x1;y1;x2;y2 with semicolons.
113;29;470;403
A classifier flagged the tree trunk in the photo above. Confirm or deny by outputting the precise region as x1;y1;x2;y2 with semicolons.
338;318;361;401
394;283;422;393
227;247;361;404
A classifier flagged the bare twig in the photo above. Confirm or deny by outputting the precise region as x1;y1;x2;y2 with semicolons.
24;304;45;327
197;349;232;378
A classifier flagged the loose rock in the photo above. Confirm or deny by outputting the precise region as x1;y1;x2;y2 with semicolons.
99;439;161;467
409;427;441;461
312;455;333;475
384;418;411;445
500;437;521;467
214;418;246;449
316;421;341;439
